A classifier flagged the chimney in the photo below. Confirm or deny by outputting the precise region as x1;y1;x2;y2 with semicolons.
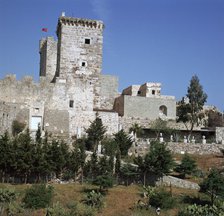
61;12;65;17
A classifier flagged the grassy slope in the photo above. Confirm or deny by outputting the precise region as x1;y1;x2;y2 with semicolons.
0;154;222;215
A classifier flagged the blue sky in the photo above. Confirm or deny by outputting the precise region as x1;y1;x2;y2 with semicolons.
0;0;223;111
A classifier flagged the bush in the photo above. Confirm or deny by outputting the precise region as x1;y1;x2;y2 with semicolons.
0;188;17;203
84;190;104;210
23;184;54;209
93;175;113;191
67;201;96;216
178;203;224;216
12;120;26;136
149;189;175;209
6;202;25;216
46;202;68;216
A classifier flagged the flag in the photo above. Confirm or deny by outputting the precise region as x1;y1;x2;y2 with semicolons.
42;28;48;32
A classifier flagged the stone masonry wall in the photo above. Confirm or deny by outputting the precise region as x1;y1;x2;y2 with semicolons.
99;74;119;110
117;95;176;120
39;37;57;82
216;127;224;144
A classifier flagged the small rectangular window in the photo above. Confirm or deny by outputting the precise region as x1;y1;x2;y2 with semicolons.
81;62;86;67
69;100;74;108
137;91;141;95
85;38;90;44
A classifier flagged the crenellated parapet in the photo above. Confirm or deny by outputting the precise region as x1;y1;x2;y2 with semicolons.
57;16;104;36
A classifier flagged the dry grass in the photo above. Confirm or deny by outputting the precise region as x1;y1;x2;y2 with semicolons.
0;183;205;216
99;185;140;216
173;153;224;172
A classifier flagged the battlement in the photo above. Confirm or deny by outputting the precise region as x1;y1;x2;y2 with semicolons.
57;16;104;36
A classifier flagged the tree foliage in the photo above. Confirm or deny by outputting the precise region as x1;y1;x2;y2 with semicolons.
11;120;26;137
207;109;224;127
114;129;133;156
23;184;54;209
175;154;197;178
86;114;107;151
200;169;224;205
144;141;175;176
129;123;142;139
177;75;207;135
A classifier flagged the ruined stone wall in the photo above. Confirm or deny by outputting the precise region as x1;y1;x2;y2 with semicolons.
216;127;224;144
99;74;118;110
39;37;57;82
43;109;69;139
0;75;54;105
0;101;29;135
116;95;176;120
114;96;124;116
98;111;119;135
122;85;141;96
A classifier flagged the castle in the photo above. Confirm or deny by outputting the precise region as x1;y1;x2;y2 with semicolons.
0;13;176;140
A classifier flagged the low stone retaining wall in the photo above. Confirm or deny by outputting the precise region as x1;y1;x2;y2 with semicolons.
156;175;200;190
167;142;224;155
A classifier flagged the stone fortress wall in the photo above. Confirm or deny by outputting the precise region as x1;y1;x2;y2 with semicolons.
0;12;179;141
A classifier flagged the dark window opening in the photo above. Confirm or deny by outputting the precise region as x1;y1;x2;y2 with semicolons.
69;100;74;108
85;38;91;44
159;105;167;116
82;62;86;67
152;90;155;95
137;91;141;95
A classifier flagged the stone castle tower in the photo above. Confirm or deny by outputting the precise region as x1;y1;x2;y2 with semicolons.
0;13;176;140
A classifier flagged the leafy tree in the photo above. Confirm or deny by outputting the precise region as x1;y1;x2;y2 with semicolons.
114;129;133;156
86;114;107;151
129;123;142;140
134;156;148;186
88;151;99;180
200;169;224;205
175;154;197;178
207;109;224;127
23;184;54;209
68;140;86;183
15;129;34;183
35;124;42;144
150;118;172;140
177;75;207;137
149;188;176;209
115;150;121;178
120;163;139;186
11;120;25;136
49;140;69;178
144;141;175;176
93;175;113;191
0;132;13;183
102;138;118;156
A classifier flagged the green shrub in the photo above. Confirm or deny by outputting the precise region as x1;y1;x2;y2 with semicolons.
93;175;113;191
149;189;175;209
6;202;24;216
0;188;17;203
84;190;104;210
23;184;54;209
178;203;224;216
12;120;26;136
46;202;68;216
67;201;96;216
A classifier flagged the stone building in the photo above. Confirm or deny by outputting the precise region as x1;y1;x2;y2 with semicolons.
0;13;176;140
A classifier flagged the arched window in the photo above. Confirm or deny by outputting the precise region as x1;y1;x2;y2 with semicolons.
159;105;167;116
